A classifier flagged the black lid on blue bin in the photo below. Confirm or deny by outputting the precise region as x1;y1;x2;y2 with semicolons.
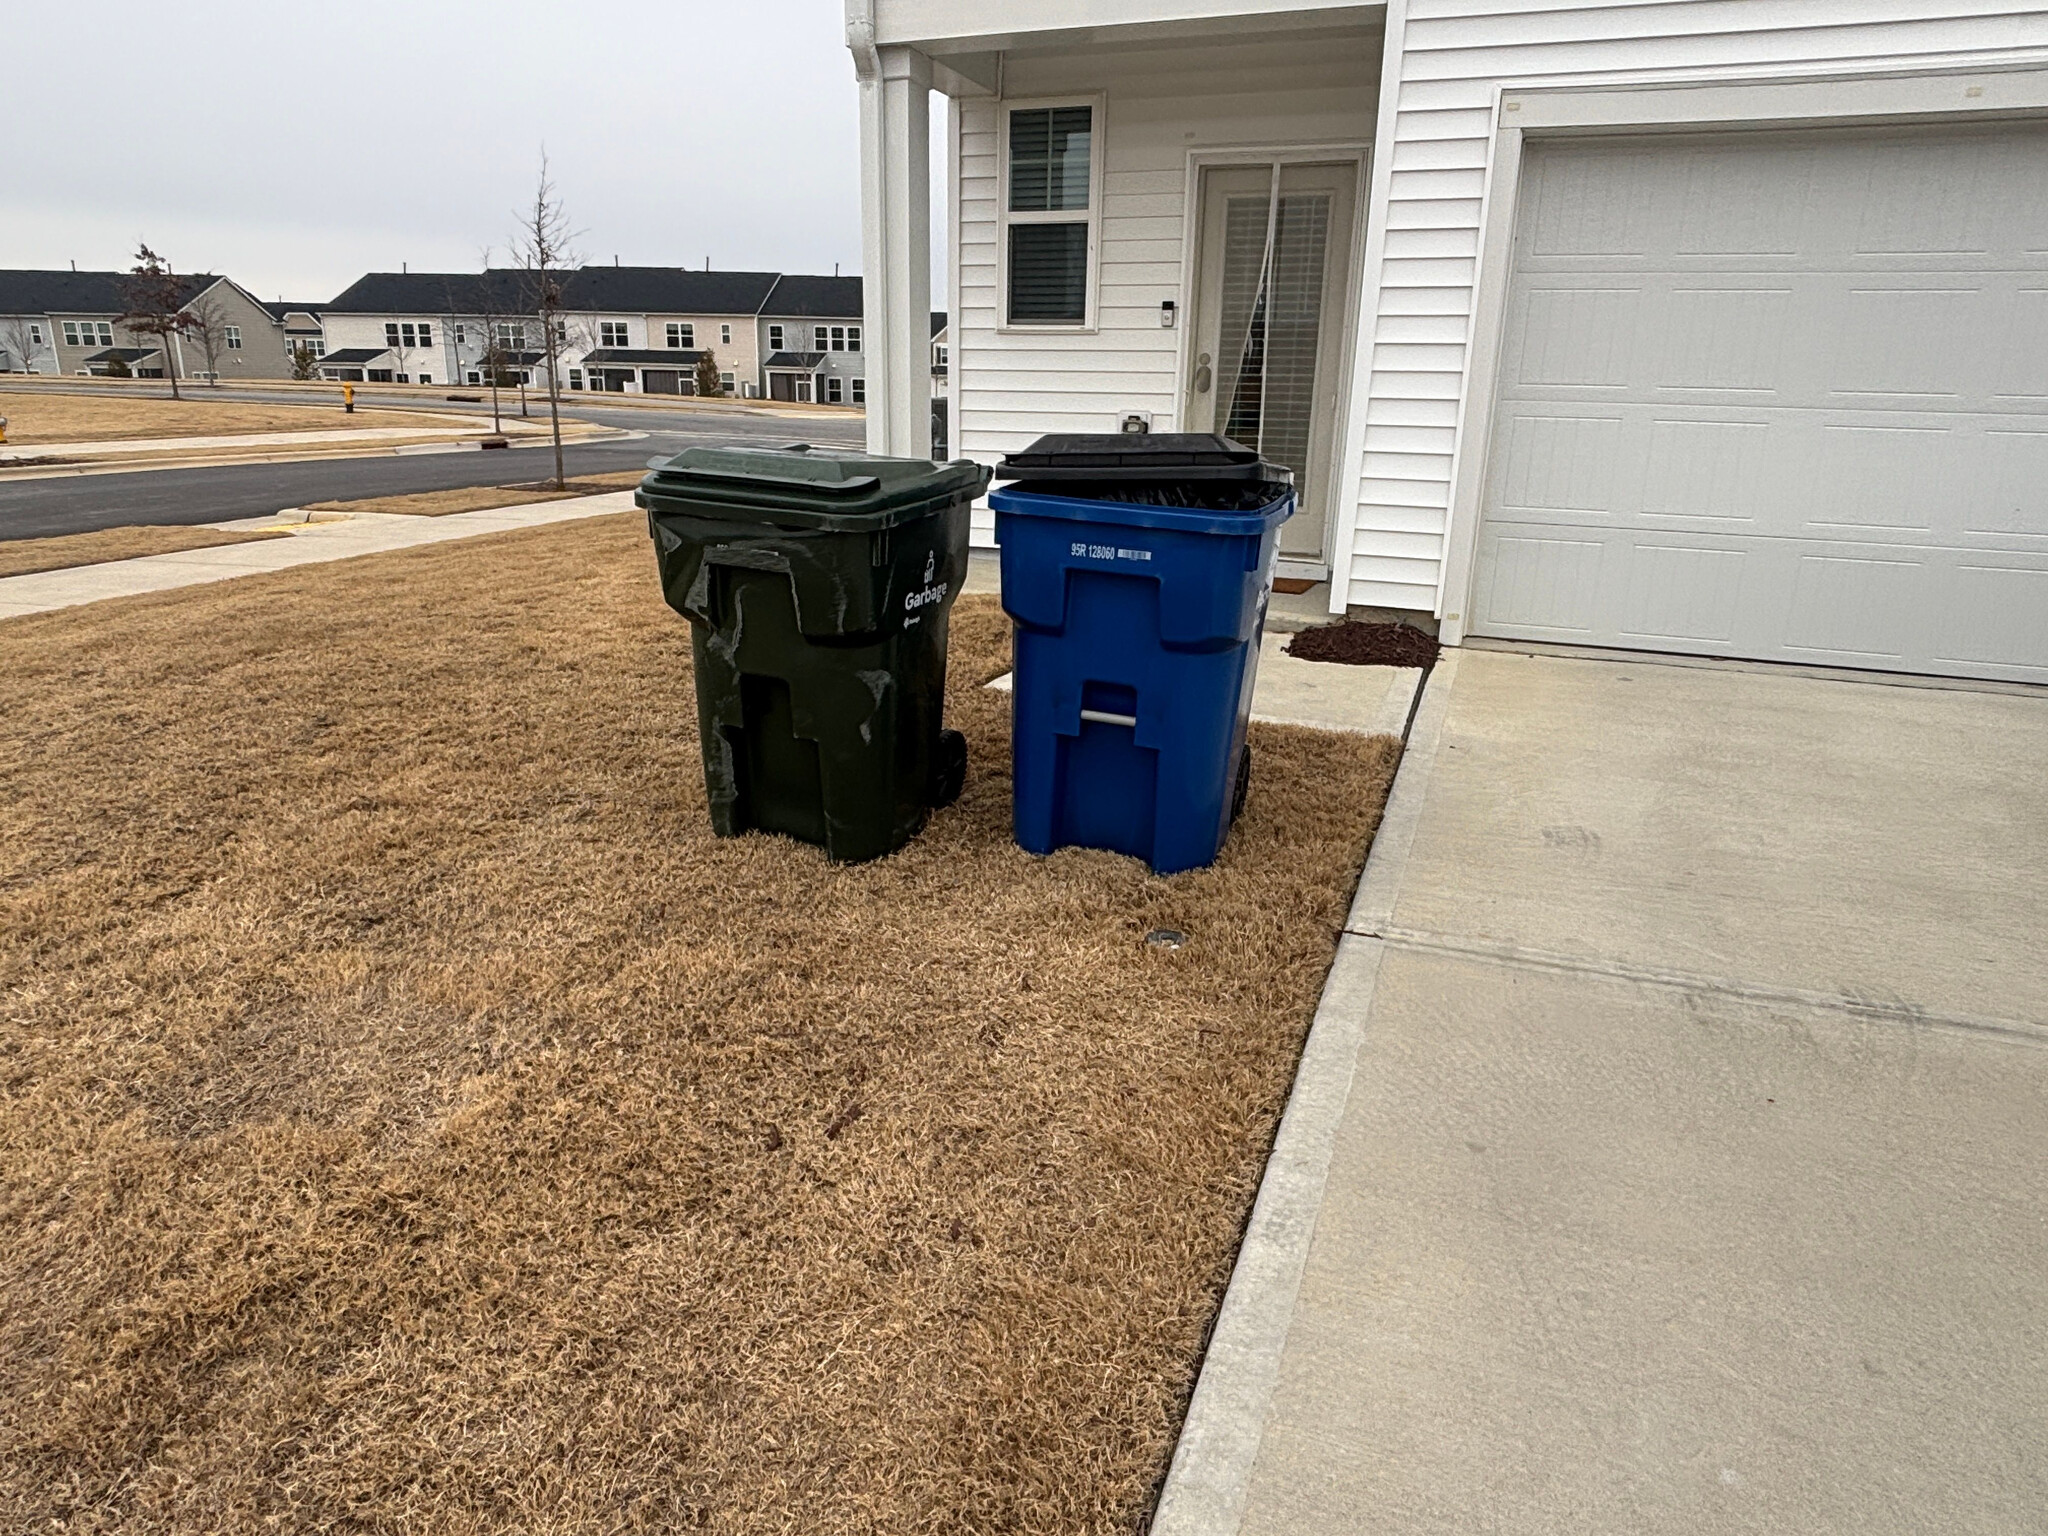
993;432;1291;485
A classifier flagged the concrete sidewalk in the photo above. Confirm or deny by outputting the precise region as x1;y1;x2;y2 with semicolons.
1157;647;2048;1535
0;492;637;619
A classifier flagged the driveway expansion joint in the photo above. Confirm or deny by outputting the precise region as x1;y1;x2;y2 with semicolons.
1348;924;2048;1048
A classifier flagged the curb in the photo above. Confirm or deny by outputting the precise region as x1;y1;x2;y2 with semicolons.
1147;648;1462;1536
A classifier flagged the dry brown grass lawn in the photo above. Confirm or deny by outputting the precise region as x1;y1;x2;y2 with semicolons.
0;389;473;444
0;515;1398;1534
306;472;648;518
0;524;290;579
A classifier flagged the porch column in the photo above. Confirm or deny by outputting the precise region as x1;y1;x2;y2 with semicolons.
856;43;932;459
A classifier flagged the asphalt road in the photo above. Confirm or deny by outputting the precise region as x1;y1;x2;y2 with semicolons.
0;399;864;541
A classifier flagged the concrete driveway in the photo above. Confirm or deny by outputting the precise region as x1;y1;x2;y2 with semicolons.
1157;646;2048;1535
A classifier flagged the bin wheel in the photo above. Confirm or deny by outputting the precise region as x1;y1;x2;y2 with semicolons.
932;729;968;809
1231;744;1251;823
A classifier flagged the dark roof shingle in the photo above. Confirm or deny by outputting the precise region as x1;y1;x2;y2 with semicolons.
581;348;707;366
323;267;782;317
761;274;863;318
0;269;217;315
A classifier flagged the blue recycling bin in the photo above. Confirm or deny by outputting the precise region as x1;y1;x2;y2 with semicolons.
991;434;1294;875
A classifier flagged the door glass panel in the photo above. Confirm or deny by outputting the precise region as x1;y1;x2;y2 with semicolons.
1214;176;1334;492
1190;159;1360;564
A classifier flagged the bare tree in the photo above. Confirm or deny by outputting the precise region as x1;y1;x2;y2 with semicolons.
186;289;231;385
0;314;42;374
117;244;194;398
454;262;512;434
384;323;413;387
513;152;580;491
555;308;603;395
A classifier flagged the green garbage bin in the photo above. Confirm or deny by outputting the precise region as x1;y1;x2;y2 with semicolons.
639;443;992;863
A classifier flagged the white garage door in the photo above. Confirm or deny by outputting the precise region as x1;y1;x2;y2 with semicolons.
1472;123;2048;683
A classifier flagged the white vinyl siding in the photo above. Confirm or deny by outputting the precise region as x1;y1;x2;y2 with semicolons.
955;30;1381;543
1347;0;2048;614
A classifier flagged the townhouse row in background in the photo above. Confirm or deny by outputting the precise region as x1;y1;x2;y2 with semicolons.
0;265;951;407
0;270;291;384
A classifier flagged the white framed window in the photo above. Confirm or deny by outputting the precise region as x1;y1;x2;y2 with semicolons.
568;367;584;389
225;326;242;349
385;323;401;347
63;321;114;348
720;371;735;392
999;98;1101;330
466;370;481;384
932;343;947;368
812;325;829;350
62;321;78;346
665;321;694;348
454;323;467;345
720;323;731;344
418;372;432;384
825;375;843;404
850;377;865;405
495;321;524;349
600;320;630;347
30;323;44;345
847;325;861;352
768;324;785;351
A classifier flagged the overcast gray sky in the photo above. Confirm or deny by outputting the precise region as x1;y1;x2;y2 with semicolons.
5;0;947;302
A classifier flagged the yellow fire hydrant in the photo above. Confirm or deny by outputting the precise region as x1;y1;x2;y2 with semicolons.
0;414;8;444
342;383;354;415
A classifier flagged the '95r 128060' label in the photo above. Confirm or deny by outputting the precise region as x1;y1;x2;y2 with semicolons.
1071;542;1153;563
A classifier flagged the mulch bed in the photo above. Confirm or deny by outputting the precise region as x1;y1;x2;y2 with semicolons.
1286;618;1440;669
0;515;1400;1534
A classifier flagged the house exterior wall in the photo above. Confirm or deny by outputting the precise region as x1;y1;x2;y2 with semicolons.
952;29;1381;542
0;315;57;373
636;314;759;391
324;312;533;383
184;281;297;380
758;316;867;402
318;312;445;379
1345;0;2048;617
46;315;153;376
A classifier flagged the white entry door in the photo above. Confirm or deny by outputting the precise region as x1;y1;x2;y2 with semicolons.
1185;159;1361;569
1472;122;2048;683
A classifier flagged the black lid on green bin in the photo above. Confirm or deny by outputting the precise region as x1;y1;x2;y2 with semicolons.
993;432;1290;484
639;443;990;530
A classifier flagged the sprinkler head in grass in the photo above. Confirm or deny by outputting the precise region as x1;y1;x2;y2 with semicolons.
1145;928;1187;951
